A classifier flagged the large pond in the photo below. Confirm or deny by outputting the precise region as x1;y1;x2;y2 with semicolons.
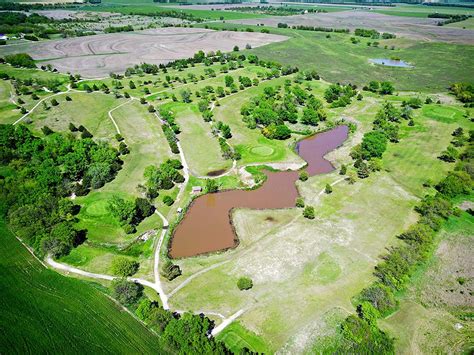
169;125;349;258
369;58;413;68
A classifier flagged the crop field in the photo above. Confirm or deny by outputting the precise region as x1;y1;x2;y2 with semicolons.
0;28;288;78
230;10;474;45
373;3;474;17
0;219;160;353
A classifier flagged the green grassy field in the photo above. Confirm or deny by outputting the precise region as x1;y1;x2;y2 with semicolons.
78;2;269;20
216;321;271;354
0;219;161;353
197;23;474;92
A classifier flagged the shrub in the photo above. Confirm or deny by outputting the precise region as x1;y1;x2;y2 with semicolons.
161;260;181;281
325;183;333;194
4;53;36;68
303;206;315;219
237;277;253;290
162;195;174;206
299;171;309;181
111;257;139;277
296;197;305;208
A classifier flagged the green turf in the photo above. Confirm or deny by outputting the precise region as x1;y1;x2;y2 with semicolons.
0;219;161;353
216;321;270;354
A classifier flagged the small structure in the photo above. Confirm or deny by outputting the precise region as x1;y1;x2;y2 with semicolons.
192;186;202;194
177;207;183;214
0;34;8;41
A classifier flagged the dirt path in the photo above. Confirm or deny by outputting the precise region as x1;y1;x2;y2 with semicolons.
13;90;71;126
153;210;170;310
107;98;134;135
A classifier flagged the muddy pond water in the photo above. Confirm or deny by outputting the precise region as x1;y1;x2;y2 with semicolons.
169;125;349;258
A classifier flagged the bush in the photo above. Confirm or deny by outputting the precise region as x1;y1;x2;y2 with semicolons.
303;206;315;219
237;277;253;290
162;195;174;206
111;257;139;277
161;260;181;281
325;183;333;194
111;279;143;306
299;171;309;181
296;197;305;208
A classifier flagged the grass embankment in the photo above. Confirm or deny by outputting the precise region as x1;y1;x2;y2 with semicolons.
0;219;160;353
197;23;474;92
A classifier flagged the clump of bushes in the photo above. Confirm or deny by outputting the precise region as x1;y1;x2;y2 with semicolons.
237;277;253;290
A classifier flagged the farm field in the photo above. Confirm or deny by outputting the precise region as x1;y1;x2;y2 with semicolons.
0;219;161;353
0;28;288;78
200;23;474;92
1;2;473;354
229;9;474;44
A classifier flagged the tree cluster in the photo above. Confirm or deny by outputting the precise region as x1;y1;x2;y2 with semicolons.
108;196;155;234
0;125;122;257
143;159;184;199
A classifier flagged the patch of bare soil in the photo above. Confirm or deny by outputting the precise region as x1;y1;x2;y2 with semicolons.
2;28;288;78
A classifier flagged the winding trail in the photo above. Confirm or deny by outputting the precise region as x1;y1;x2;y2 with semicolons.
107;98;134;135
13;90;71;126
168;260;231;298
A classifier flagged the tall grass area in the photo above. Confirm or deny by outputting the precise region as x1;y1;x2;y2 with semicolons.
0;219;160;353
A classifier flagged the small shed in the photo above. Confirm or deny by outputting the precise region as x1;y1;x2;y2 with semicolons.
192;186;202;194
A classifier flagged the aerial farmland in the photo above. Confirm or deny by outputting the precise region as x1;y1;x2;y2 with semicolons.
0;0;473;354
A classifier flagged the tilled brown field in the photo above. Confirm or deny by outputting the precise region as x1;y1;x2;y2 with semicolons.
1;28;287;78
230;10;474;44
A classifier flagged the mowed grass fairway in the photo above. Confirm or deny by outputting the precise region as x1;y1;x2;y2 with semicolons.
0;219;160;353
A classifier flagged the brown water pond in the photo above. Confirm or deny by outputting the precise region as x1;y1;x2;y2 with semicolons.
169;125;349;258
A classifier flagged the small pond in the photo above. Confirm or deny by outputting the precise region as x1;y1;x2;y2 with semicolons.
169;125;349;258
369;58;413;68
